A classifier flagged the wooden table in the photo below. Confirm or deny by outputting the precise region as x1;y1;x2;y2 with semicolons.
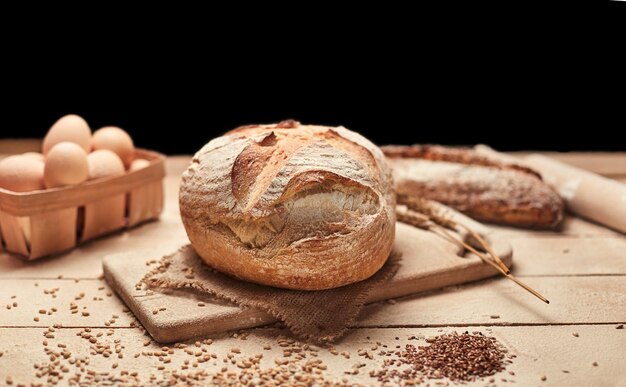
1;141;624;386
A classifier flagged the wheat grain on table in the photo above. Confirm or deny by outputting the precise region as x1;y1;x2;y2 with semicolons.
0;140;624;386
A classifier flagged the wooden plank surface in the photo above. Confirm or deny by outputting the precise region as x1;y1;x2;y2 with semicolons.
510;236;626;276
102;221;514;343
2;276;623;329
0;278;130;327
488;215;625;238
356;276;626;327
0;325;622;386
1;143;625;386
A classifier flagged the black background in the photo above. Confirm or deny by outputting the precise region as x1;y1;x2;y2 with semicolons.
3;7;622;155
5;81;618;155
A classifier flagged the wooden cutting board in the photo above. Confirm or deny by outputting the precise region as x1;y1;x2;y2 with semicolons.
104;214;513;343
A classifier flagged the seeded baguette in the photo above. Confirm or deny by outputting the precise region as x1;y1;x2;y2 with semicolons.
383;145;563;229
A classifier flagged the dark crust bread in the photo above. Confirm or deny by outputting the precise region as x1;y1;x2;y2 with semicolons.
382;145;564;229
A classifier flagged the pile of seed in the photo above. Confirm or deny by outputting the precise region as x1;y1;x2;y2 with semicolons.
374;331;510;383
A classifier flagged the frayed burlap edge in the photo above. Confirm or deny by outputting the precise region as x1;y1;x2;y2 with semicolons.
141;245;400;343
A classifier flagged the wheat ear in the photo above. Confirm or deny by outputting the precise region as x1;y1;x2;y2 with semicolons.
396;200;549;304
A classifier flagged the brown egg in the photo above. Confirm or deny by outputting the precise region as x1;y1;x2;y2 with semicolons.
0;155;45;192
42;114;92;155
87;150;125;180
129;158;150;171
91;127;134;168
44;142;89;188
21;152;45;162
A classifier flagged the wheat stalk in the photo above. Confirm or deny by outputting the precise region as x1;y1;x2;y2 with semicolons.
397;195;510;273
396;198;549;304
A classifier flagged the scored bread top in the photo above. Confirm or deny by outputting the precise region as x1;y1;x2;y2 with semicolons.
179;120;395;260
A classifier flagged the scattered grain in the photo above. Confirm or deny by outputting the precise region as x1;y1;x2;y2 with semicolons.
372;331;509;383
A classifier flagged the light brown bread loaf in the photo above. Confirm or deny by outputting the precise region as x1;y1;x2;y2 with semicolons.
179;120;396;290
382;145;564;229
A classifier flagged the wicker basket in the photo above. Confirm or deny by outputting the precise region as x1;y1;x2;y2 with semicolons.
0;149;165;260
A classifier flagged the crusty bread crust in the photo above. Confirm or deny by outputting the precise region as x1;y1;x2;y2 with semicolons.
180;120;396;290
383;145;563;229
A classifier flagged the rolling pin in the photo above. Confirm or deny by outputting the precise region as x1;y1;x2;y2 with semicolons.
524;154;626;234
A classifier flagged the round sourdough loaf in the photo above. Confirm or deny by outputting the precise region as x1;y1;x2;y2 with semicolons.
179;120;396;290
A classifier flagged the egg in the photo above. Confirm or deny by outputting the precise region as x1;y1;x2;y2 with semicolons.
87;150;125;180
129;158;150;171
0;155;45;192
21;152;45;162
43;142;89;188
42;114;92;155
91;127;134;168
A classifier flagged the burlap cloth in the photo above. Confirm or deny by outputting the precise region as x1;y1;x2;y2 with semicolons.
142;245;399;343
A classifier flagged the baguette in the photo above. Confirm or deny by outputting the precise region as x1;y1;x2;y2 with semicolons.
383;145;563;228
